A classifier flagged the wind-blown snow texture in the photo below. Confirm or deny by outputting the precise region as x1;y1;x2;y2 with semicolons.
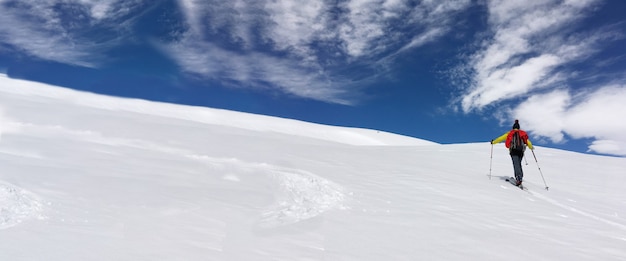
1;75;625;260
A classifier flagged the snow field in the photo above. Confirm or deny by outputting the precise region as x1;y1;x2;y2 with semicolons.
1;76;625;260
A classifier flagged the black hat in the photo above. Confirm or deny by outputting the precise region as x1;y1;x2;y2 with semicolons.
512;119;520;129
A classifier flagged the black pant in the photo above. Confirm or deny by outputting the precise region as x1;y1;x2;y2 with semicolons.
510;153;524;181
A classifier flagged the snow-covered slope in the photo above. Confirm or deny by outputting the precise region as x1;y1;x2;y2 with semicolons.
0;74;435;147
1;75;625;260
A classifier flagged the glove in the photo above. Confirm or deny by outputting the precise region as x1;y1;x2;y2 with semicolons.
490;139;494;144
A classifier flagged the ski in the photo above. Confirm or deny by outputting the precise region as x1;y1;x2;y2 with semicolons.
505;177;527;191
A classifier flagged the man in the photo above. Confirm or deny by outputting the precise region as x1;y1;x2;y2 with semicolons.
491;120;534;186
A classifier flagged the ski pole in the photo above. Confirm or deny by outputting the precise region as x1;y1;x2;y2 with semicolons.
531;149;549;190
524;155;528;165
489;143;493;180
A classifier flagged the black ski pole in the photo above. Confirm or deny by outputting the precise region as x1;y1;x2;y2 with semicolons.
531;149;549;190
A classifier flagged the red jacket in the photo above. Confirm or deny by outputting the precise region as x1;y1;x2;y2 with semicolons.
492;129;534;150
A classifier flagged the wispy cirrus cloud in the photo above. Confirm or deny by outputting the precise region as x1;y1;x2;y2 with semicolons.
166;0;471;104
0;0;144;67
1;0;470;103
162;37;356;105
460;0;605;111
456;0;626;155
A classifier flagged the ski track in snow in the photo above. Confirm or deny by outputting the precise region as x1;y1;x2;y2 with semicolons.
501;177;626;231
0;181;45;229
259;166;346;227
528;189;626;231
1;122;347;230
53;123;348;227
187;155;347;228
5;120;623;232
89;127;348;227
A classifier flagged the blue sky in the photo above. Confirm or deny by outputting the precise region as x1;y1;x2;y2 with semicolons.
1;0;625;156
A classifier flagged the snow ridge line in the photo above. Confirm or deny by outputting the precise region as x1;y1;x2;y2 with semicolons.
0;77;434;146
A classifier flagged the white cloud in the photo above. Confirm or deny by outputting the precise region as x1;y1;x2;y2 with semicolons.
160;37;355;105
0;0;143;67
0;0;472;104
460;0;602;112
588;140;626;156
168;0;471;103
454;0;626;156
512;90;569;143
399;27;446;52
263;0;328;63
512;85;626;156
564;85;626;140
463;54;562;111
338;0;388;58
